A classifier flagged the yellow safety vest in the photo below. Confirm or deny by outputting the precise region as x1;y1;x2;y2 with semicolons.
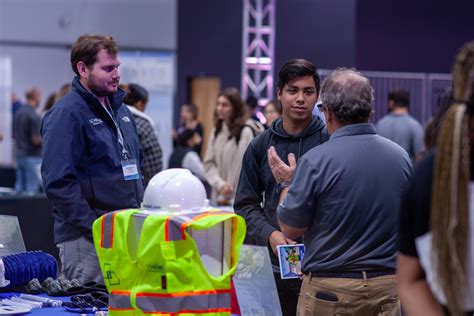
93;209;246;316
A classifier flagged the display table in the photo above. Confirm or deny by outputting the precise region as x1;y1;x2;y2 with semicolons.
1;292;77;315
0;194;58;260
2;292;239;315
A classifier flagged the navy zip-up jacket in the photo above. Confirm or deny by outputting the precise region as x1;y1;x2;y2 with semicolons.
41;77;144;244
234;116;328;269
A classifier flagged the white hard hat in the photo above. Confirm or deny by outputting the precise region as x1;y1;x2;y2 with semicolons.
142;169;207;213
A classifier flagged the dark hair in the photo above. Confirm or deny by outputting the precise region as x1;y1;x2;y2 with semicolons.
43;93;56;112
215;87;245;139
182;103;199;121
429;89;453;147
430;41;474;316
70;34;119;76
56;83;71;100
388;89;410;108
25;87;40;102
123;83;149;106
245;95;258;109
277;59;320;94
265;99;282;115
177;128;197;147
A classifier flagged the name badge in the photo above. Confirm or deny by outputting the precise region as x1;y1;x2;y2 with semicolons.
121;159;140;180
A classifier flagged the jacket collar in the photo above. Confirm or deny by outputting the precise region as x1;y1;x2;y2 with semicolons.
71;76;127;111
330;123;376;140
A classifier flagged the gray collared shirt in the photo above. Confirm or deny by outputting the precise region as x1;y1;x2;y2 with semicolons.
277;123;412;272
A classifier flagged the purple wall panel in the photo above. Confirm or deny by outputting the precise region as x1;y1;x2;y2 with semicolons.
320;70;452;125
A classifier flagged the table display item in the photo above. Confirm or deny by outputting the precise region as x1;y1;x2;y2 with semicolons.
0;305;31;315
0;251;57;288
0;216;25;258
94;208;245;315
277;244;305;279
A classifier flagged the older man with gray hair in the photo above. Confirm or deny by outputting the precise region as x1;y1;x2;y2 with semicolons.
275;68;411;315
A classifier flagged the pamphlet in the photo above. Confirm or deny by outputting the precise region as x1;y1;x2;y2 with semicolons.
277;244;305;279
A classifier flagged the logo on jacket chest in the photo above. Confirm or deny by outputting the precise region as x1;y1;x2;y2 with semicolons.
89;118;104;126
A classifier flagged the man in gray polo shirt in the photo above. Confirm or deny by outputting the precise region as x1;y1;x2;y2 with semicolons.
376;89;423;160
276;68;411;315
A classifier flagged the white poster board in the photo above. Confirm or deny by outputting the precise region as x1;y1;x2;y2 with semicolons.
120;52;175;169
0;56;12;165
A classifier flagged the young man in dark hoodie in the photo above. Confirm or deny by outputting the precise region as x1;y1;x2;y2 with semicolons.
234;59;328;315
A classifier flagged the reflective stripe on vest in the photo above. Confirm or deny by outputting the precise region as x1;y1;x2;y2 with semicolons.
165;211;232;242
109;290;133;311
101;212;117;248
165;215;188;241
136;289;231;314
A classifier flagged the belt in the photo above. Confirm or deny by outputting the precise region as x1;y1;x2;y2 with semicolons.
307;269;395;279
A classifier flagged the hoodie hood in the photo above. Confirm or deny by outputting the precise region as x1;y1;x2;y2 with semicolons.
266;115;328;161
270;115;326;139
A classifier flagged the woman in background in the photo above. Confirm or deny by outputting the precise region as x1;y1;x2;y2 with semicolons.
173;103;203;154
263;99;282;127
169;128;206;183
204;87;255;206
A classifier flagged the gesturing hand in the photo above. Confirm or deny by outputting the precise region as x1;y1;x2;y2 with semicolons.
267;146;296;184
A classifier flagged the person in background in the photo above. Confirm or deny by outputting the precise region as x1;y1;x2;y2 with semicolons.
43;83;72;114
11;93;23;115
169;128;208;189
43;93;56;114
263;99;282;127
13;87;42;194
417;90;453;160
173;103;203;154
398;41;474;316
204;87;255;206
123;83;163;185
244;95;265;135
376;89;424;160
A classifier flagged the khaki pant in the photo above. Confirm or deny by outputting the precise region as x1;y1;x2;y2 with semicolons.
297;273;400;316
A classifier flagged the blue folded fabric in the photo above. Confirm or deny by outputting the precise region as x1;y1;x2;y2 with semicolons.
2;251;58;287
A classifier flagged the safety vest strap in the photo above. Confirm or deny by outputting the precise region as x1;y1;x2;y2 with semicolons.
135;289;231;314
165;215;188;241
109;290;133;311
165;210;234;242
100;212;117;249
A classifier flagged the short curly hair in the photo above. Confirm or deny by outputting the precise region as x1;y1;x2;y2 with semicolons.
320;68;373;125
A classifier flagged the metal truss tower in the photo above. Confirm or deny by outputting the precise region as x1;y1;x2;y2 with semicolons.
241;0;275;105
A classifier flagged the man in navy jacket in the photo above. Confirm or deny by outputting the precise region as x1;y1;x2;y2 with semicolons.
41;34;144;282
